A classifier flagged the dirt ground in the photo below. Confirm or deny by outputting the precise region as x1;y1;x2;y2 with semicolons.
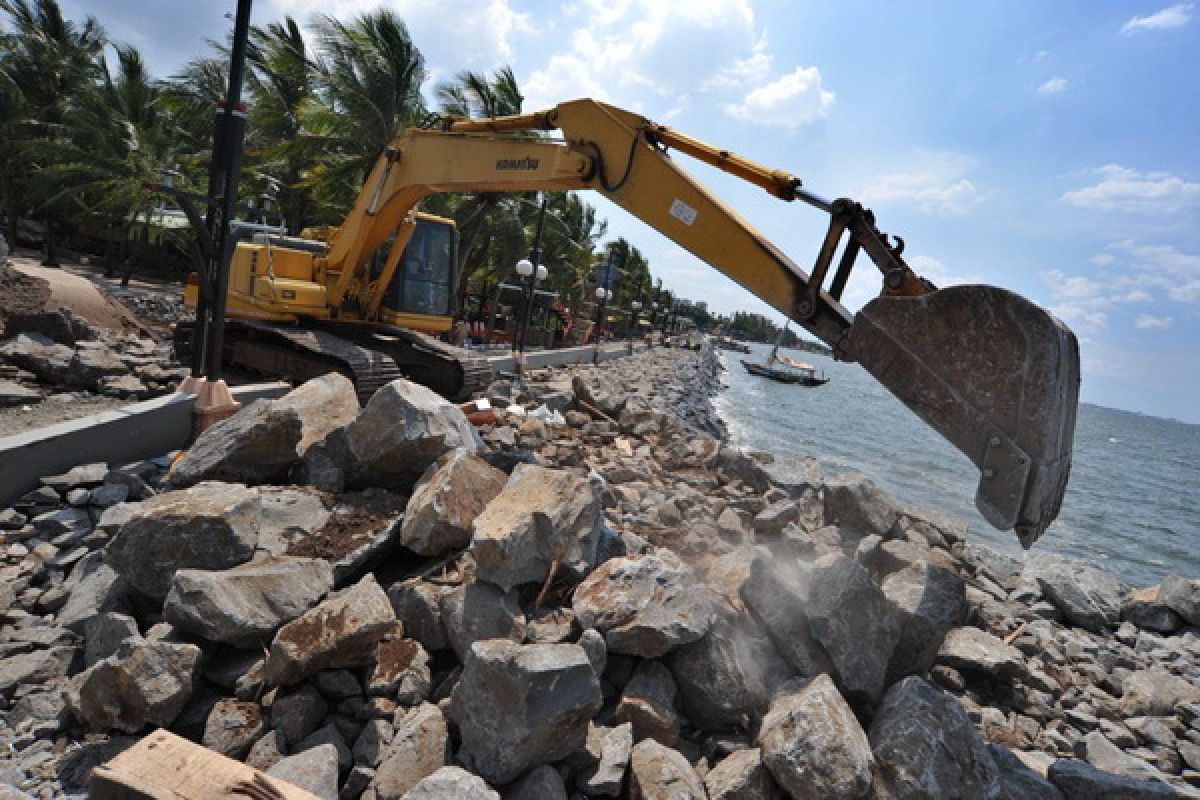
0;263;51;319
0;394;128;438
3;255;147;334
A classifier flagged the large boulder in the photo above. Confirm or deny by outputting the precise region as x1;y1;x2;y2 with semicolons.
739;550;833;679
449;639;602;785
668;602;794;730
1119;668;1200;716
267;743;339;800
1159;573;1200;626
401;449;506;556
67;344;128;389
882;562;968;682
628;739;707;800
56;551;129;632
202;698;265;760
614;660;682;746
264;574;396;685
370;703;448;800
705;748;782;800
577;722;633;797
401;767;499;800
935;627;1025;680
0;647;77;695
469;464;601;591
67;637;201;733
869;676;1003;800
758;674;874;800
0;333;73;384
823;473;900;538
171;374;359;486
340;378;480;489
1047;759;1180;800
106;482;261;599
163;556;333;647
1025;556;1125;633
440;580;526;661
573;549;715;658
987;745;1064;800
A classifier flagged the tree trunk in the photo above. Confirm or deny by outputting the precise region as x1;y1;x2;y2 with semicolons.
42;217;58;267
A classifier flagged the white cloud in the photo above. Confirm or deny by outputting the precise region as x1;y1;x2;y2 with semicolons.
1061;164;1200;213
1135;314;1174;330
724;66;835;128
1036;77;1069;95
860;163;983;217
1121;2;1194;34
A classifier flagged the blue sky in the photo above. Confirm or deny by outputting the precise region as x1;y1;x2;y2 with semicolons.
63;1;1200;422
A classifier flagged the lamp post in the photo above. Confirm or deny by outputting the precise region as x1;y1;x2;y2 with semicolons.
628;300;641;340
594;287;610;340
514;258;548;353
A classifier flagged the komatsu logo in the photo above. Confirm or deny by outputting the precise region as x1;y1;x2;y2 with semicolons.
496;156;540;171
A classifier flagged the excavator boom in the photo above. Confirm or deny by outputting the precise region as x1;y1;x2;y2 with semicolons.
325;98;1079;547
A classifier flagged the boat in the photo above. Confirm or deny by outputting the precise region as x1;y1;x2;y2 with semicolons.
741;324;829;386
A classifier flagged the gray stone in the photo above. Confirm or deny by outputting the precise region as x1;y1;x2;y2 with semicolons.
68;345;127;389
758;674;874;800
0;379;40;407
823;473;899;538
573;549;715;658
1122;597;1182;634
0;646;76;695
1160;574;1200;627
440;580;526;661
164;556;333;647
615;660;681;746
869;676;1003;800
987;745;1065;800
469;463;600;591
936;626;1025;679
354;718;393;768
265;574;397;685
57;551;129;632
579;627;608;678
0;334;73;384
252;486;331;555
1081;731;1172;784
388;580;447;652
271;684;328;744
342;378;480;489
366;636;430;704
449;639;602;784
82;612;139;666
1047;759;1180;800
1026;556;1126;633
668;602;794;731
105;482;261;599
370;703;448;800
341;766;374;800
202;698;265;760
267;743;339;800
705;748;782;800
628;739;706;800
246;729;288;772
883;562;968;682
67;637;201;733
511;764;568;800
1121;668;1200;716
401;449;506;556
739;550;834;680
401;767;498;799
578;722;633;797
295;723;352;771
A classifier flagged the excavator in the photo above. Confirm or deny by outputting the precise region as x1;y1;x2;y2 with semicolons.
178;98;1079;548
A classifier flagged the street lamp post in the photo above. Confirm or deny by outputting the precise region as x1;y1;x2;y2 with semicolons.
628;300;641;341
514;258;548;354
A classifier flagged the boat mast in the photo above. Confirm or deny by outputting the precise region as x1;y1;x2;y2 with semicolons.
769;322;787;365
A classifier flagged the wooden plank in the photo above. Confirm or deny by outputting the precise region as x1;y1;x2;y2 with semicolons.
89;729;322;800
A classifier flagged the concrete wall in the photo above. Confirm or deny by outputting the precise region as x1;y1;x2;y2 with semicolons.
486;342;648;374
0;382;290;508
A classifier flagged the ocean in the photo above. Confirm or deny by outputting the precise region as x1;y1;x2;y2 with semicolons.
713;343;1200;588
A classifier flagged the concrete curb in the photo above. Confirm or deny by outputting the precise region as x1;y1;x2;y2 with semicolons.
485;341;650;374
0;382;291;507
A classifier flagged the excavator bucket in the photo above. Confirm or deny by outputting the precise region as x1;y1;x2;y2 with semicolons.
847;285;1080;548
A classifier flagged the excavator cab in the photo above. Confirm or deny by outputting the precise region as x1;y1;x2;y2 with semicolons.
369;214;460;335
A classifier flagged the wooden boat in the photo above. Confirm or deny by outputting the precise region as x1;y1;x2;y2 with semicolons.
741;324;829;386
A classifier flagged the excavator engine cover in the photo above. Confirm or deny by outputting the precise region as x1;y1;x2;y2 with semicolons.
847;285;1080;548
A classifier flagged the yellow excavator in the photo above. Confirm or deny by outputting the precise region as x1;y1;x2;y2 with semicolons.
179;98;1079;548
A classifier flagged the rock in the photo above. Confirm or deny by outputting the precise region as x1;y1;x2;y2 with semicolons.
1159;574;1200;626
1081;731;1172;784
400;449;506;556
882;563;968;682
628;739;706;800
400;767;499;799
869;676;1003;800
106;482;261;599
615;660;681;746
1046;759;1180;800
1026;556;1125;633
449;639;602;784
342;766;374;800
5;307;93;345
267;743;339;800
246;729;288;772
758;674;874;800
573;549;715;658
668;602;794;731
739;550;833;680
823;473;899;538
469;464;600;591
388;580;447;652
272;684;329;744
202;698;265;760
936;626;1024;679
57;552;129;632
0;379;39;407
987;745;1065;800
510;764;568;800
1120;668;1200;717
265;574;397;685
295;724;352;771
163;556;333;647
705;748;782;800
367;636;430;704
341;378;480;489
371;703;448;800
253;486;330;555
804;553;900;708
440;580;526;661
82;612;139;666
578;722;634;797
68;344;128;389
0;334;73;384
0;647;76;695
1121;597;1181;634
98;374;149;399
171;374;359;486
579;627;608;677
67;637;201;733
354;718;392;768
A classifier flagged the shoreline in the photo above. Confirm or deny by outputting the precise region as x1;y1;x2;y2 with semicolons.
0;343;1198;798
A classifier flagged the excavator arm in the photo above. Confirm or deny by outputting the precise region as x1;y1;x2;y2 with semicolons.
322;98;1080;547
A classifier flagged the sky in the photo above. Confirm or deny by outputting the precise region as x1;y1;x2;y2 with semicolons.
59;0;1200;422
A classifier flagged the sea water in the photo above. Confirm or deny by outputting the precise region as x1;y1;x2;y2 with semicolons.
713;344;1200;587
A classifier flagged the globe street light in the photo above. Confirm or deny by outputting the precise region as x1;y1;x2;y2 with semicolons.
628;299;642;341
515;258;547;353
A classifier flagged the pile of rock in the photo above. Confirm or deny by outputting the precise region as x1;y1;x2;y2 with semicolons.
1;345;1199;800
0;307;186;406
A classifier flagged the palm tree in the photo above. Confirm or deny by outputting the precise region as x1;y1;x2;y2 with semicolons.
0;0;106;265
0;37;28;247
303;10;427;217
